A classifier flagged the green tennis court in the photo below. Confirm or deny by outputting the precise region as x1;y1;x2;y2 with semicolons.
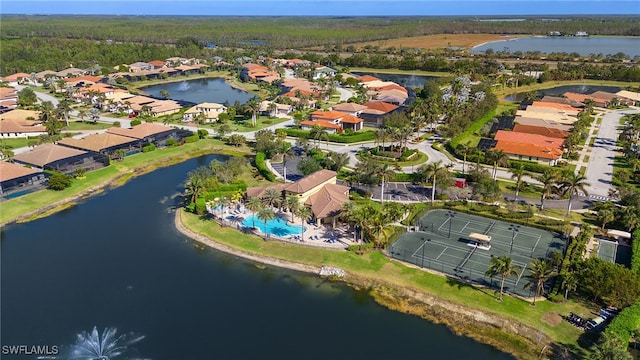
390;209;565;297
596;239;618;263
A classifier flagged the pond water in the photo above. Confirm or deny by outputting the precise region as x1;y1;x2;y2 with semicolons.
351;72;437;89
504;84;622;102
141;77;255;105
471;36;640;57
1;154;514;360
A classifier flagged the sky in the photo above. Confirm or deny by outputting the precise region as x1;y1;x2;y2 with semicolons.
2;0;639;16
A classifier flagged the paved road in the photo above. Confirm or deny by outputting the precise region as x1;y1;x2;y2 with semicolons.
583;109;639;199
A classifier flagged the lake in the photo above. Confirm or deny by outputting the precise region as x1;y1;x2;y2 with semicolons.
471;36;640;57
351;72;437;89
504;84;621;102
141;78;255;105
0;155;514;360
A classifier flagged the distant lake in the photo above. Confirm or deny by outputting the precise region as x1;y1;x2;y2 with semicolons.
141;78;255;105
504;84;621;102
351;72;437;89
471;37;640;57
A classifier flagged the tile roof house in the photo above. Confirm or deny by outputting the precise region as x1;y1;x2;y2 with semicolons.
0;115;46;139
359;101;400;127
615;90;640;105
515;109;577;125
241;63;280;83
513;116;573;131
183;102;227;123
13;143;108;173
246;169;348;226
148;100;182;117
56;68;87;78
2;72;31;84
312;66;337;80
531;101;582;113
58;132;141;156
494;141;563;165
494;130;565;149
304;110;363;132
539;96;584;108
0;87;18;113
332;102;368;116
259;101;293;118
64;75;104;87
0;161;46;197
106;122;185;146
525;105;579;117
564;92;616;107
512;124;570;139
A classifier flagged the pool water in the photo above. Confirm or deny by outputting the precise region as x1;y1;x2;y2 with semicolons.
242;215;305;237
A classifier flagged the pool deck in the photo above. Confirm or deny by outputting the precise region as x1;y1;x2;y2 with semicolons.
207;205;356;249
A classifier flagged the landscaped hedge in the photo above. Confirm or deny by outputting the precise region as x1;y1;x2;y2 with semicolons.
604;301;640;349
142;143;156;152
184;134;200;143
254;151;276;181
632;229;640;275
284;128;376;143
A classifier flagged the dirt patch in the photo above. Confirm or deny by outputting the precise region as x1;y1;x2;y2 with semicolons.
542;311;563;326
350;34;517;50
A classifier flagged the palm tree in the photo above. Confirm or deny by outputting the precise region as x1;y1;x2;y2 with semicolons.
561;272;578;301
597;208;616;230
246;96;260;127
456;143;470;175
309;125;329;149
485;149;509;180
524;259;556;306
262;188;282;210
559;172;590;215
327;151;350;172
284;195;300;223
295;206;312;241
485;256;520;301
622;206;639;232
257;207;276;239
510;164;527;201
537;170;559;210
418;160;452;203
245;196;263;229
373;163;396;204
281;145;295;182
184;176;205;205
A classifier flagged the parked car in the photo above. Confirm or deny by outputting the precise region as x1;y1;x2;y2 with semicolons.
585;316;605;331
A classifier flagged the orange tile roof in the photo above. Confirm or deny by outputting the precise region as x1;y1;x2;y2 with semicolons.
3;73;31;82
148;60;166;67
494;130;565;149
358;75;381;83
494;141;563;160
340;114;363;124
310;110;344;121
372;84;408;93
512;124;569;139
300;120;342;130
532;101;578;112
364;101;399;113
332;102;368;113
0;161;41;182
0;87;18;99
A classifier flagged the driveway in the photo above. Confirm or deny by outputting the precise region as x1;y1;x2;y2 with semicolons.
583;109;639;199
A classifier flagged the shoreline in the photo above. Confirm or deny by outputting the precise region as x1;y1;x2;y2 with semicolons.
173;208;546;360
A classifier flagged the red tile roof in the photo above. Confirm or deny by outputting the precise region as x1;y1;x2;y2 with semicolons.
494;130;565;149
3;73;31;82
364;101;398;113
340;114;363;124
532;101;579;112
300;120;342;130
512;124;570;139
310;110;344;121
358;75;381;83
0;161;41;182
494;141;563;160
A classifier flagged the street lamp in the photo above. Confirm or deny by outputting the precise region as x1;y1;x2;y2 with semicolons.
509;225;520;254
446;211;456;238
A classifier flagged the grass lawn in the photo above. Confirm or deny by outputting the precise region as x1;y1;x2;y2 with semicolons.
63;121;113;131
495;80;640;98
356;150;429;168
450;102;518;149
1;137;31;149
0;139;255;225
497;179;543;199
181;210;591;357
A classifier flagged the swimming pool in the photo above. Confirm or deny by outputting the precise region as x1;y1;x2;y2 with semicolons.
242;215;306;237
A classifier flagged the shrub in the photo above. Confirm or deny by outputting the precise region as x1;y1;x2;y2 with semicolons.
605;301;640;349
184;134;199;143
130;119;142;126
262;120;272;125
254;152;275;181
142;143;156;152
197;129;209;139
46;171;73;190
195;197;207;215
166;139;178;147
632;229;640;275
